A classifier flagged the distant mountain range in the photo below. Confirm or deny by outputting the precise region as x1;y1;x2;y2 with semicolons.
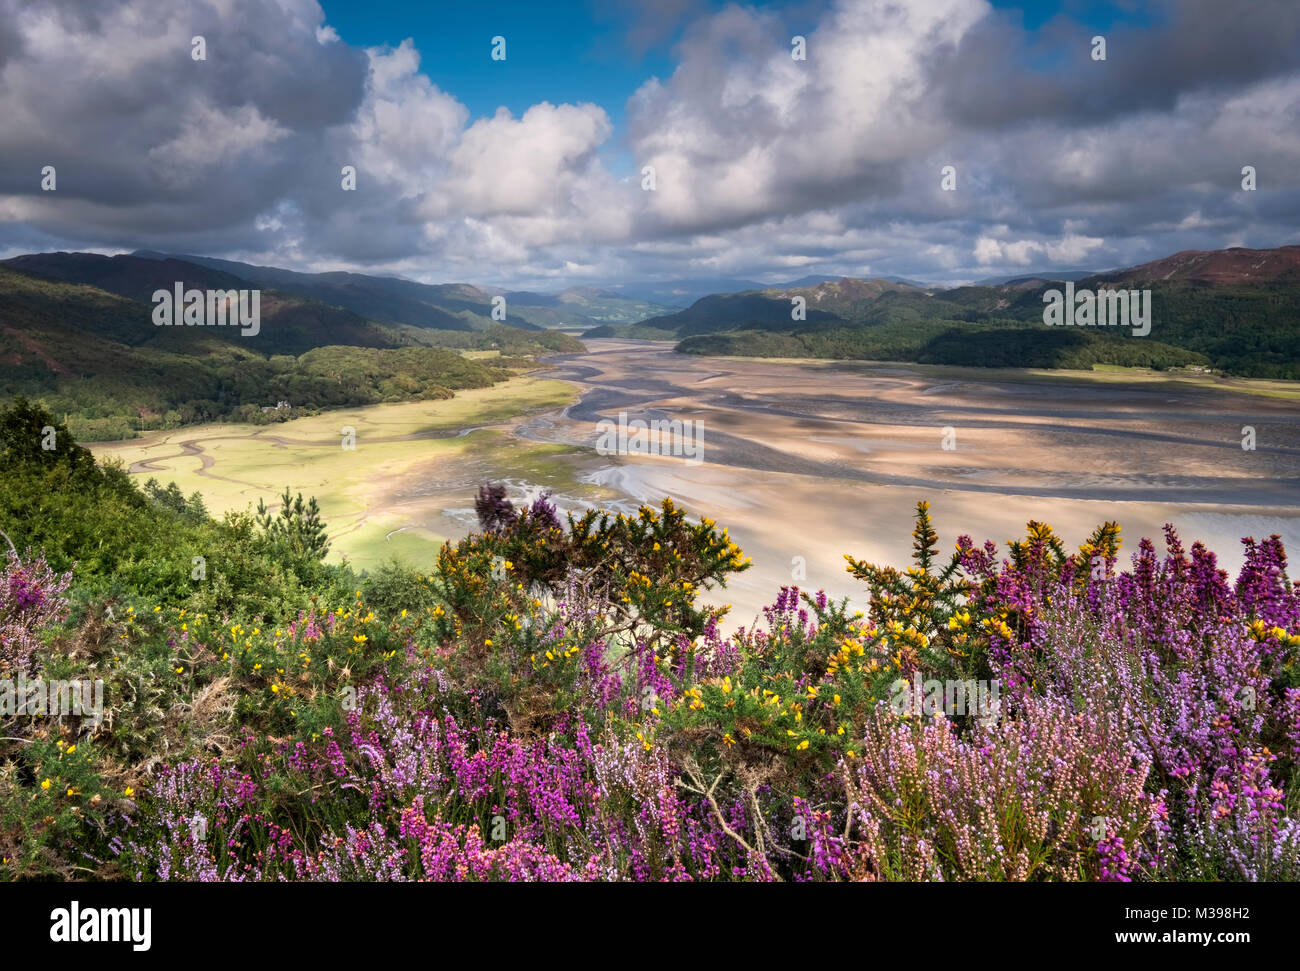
2;244;1298;442
589;245;1300;379
0;251;585;439
972;270;1102;286
136;251;673;329
1;250;673;334
603;274;930;307
589;277;927;339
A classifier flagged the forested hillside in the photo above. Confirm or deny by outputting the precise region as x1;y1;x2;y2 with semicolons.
0;264;582;441
591;246;1300;378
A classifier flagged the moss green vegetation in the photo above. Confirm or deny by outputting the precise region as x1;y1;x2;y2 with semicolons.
88;378;581;571
583;323;681;341
0;267;584;441
594;277;1300;378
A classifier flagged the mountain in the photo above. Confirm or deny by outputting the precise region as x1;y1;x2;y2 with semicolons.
13;249;661;335
2;252;404;354
777;273;931;288
611;247;1300;379
0;257;584;440
132;252;671;331
767;274;843;288
973;270;1102;285
759;277;925;311
601;277;768;307
602;274;932;308
1097;245;1300;286
485;288;673;328
551;287;674;324
128;251;504;332
588;277;924;338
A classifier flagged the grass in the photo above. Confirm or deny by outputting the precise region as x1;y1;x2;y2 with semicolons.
89;377;582;571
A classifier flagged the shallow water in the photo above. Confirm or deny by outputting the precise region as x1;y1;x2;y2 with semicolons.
520;340;1300;624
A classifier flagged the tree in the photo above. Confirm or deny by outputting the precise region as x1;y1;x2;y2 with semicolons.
255;487;330;566
0;396;97;479
186;490;209;522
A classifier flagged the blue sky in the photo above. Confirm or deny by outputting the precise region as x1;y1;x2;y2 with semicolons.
992;0;1151;30
319;1;1152;123
322;1;677;129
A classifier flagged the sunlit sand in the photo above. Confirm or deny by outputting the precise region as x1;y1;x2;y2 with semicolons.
91;340;1300;627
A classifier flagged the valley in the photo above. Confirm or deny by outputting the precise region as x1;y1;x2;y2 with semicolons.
92;338;1300;628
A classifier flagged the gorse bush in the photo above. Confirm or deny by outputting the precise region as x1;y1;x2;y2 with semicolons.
0;404;1298;882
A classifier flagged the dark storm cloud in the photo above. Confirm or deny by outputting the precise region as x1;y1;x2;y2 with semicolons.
0;11;25;68
0;0;366;247
937;0;1300;128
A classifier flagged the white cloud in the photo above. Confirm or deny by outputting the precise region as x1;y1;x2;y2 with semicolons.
1;0;1298;286
974;232;1103;267
1046;234;1104;263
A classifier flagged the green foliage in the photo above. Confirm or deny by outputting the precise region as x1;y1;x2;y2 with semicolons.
142;478;208;523
0;396;99;479
667;278;1300;377
843;500;975;680
419;495;750;731
411;323;584;356
255;488;330;569
0;732;117;880
651;591;886;778
436;497;749;641
0;268;581;439
0;398;353;620
360;560;442;621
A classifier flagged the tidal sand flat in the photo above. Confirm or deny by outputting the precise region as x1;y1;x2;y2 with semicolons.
91;341;1300;627
524;340;1300;624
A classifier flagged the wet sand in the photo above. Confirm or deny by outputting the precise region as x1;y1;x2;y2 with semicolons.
95;339;1300;628
521;340;1300;626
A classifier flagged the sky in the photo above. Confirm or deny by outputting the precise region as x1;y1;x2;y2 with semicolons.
0;0;1298;289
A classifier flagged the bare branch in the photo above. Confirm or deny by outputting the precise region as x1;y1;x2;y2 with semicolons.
677;757;783;882
0;528;19;563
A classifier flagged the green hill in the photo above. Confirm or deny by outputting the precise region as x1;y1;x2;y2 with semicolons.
0;265;581;441
127;253;671;331
604;248;1300;378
